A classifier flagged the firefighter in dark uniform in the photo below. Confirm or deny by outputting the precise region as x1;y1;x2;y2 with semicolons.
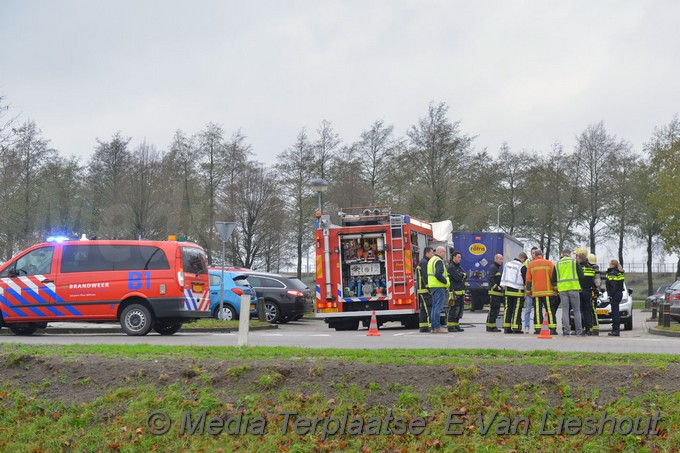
416;247;434;332
588;253;601;335
447;251;466;332
577;252;597;335
486;254;504;332
606;259;625;336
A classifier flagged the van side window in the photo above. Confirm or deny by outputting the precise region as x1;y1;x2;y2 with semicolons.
181;247;208;275
1;247;55;277
61;245;170;273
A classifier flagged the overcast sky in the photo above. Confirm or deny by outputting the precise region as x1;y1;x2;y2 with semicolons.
2;0;679;166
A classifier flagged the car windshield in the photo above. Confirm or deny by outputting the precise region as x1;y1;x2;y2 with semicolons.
670;280;680;291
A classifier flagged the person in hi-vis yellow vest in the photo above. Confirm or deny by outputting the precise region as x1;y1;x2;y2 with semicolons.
427;246;449;334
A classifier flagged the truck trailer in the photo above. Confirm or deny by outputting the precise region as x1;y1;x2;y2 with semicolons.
451;232;524;311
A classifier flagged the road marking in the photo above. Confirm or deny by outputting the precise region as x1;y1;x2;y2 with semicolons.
394;332;416;336
310;334;331;337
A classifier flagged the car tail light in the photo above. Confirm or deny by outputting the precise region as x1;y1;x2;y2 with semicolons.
231;288;244;296
287;289;304;298
671;293;680;301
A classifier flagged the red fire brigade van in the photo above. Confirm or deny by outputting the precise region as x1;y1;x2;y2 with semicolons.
0;239;210;336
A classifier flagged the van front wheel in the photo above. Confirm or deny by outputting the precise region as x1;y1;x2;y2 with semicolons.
153;322;182;335
121;304;153;336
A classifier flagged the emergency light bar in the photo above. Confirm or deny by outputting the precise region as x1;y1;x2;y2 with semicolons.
46;235;70;243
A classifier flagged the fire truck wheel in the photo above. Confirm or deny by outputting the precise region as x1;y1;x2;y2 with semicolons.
120;304;153;336
9;326;37;336
333;319;360;331
153;322;182;335
264;301;281;323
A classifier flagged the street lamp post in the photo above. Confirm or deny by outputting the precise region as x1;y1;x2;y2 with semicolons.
310;178;329;212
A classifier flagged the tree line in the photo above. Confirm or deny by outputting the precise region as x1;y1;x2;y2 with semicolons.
1;97;678;294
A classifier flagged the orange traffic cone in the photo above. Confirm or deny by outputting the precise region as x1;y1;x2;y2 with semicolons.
366;310;381;336
537;311;552;339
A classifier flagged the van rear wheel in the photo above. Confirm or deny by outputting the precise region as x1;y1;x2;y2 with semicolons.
153;322;182;335
120;304;153;336
9;326;37;336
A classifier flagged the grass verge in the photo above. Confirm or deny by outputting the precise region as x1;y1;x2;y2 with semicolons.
0;345;677;451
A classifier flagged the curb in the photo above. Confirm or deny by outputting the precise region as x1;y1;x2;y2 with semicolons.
648;326;680;338
0;324;279;336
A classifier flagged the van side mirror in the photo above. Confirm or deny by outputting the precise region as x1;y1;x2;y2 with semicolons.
628;289;633;295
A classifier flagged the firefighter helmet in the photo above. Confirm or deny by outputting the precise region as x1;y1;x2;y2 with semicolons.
587;253;597;265
575;247;588;257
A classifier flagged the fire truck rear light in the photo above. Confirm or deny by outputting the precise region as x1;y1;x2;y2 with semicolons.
231;288;244;296
287;290;304;297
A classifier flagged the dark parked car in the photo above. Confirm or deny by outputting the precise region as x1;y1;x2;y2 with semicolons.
646;284;671;309
665;280;680;322
229;269;313;323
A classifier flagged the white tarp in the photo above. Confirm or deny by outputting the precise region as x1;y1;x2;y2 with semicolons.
430;220;453;243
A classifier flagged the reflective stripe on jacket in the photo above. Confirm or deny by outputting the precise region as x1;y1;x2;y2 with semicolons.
526;258;554;297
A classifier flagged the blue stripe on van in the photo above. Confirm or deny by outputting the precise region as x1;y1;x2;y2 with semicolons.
0;294;29;317
22;288;64;316
5;288;46;317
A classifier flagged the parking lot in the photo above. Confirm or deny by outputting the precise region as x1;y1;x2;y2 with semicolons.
0;308;677;354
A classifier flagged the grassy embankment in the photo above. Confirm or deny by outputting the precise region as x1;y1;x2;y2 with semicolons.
0;345;678;451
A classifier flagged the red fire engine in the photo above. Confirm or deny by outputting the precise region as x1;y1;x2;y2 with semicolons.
314;206;435;331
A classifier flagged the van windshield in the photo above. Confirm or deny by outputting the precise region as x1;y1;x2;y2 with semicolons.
182;247;208;275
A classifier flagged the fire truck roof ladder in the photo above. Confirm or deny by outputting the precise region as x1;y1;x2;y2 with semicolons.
390;215;407;295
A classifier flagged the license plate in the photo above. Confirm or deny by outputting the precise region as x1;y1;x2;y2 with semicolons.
192;283;203;292
596;309;608;315
319;308;339;313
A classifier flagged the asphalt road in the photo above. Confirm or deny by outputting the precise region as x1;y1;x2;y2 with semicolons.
0;309;677;354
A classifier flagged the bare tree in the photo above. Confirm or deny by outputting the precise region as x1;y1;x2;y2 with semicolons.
407;101;473;221
165;130;198;238
196;123;228;262
276;129;315;278
575;122;622;254
496;143;529;234
86;132;133;238
647;115;680;277
226;164;282;269
126;142;167;239
12;121;55;242
606;144;637;265
355;120;397;203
